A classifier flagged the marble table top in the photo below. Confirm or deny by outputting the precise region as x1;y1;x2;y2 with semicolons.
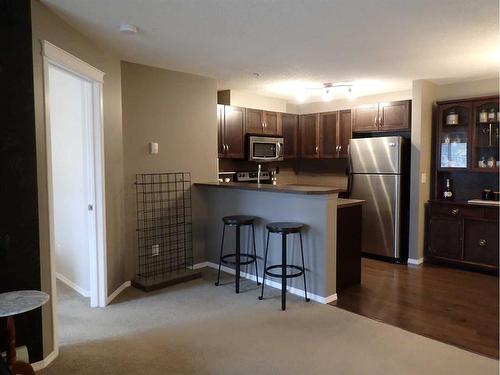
0;290;50;317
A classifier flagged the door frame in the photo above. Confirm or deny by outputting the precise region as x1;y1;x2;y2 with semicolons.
41;40;107;349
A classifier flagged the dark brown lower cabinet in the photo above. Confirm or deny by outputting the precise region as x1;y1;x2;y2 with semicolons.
425;201;499;272
336;204;362;291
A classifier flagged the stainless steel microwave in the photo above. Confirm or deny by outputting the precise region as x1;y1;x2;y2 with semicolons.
248;135;284;162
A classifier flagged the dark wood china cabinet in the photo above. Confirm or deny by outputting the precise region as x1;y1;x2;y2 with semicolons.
426;95;499;273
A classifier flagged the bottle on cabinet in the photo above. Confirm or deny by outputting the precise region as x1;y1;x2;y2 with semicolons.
443;178;454;201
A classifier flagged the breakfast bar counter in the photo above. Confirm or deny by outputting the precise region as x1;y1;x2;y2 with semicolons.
196;182;353;303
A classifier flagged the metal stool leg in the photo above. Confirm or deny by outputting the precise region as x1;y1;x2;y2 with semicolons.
281;232;287;311
235;225;241;294
252;223;260;286
258;231;270;300
215;224;226;286
299;232;310;302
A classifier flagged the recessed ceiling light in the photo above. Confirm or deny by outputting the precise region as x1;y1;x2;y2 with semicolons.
120;24;138;33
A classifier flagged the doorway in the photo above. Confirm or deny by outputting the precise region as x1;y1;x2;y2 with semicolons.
42;39;107;331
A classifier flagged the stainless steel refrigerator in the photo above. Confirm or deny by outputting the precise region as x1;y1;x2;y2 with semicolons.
348;136;409;262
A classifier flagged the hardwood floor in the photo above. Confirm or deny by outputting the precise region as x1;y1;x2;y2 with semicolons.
331;258;499;359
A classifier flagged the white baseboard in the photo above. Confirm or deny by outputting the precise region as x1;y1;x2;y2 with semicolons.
106;281;131;305
189;262;208;270
56;273;90;298
194;261;337;304
31;349;58;371
408;257;424;265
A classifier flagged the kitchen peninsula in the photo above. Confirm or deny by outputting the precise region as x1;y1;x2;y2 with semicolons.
195;182;363;303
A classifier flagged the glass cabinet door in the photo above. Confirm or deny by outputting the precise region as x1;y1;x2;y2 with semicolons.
438;103;471;169
472;99;499;171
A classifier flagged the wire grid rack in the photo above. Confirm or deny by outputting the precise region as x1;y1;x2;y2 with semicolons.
135;172;193;280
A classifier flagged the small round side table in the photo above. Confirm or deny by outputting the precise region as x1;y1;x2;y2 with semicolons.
0;291;49;374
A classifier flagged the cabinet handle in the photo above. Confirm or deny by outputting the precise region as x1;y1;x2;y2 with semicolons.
379;116;383;127
226;144;229;152
451;208;459;215
478;239;487;247
338;145;342;152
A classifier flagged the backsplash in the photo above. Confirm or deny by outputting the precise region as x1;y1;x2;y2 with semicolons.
218;158;348;189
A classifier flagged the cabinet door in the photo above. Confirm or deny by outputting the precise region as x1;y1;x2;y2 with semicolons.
353;104;379;132
245;108;264;134
428;216;462;260
224;106;245;158
281;113;298;159
217;105;224;157
464;219;499;267
318;111;338;158
380;100;410;131
300;114;319;159
263;111;281;135
338;109;352;158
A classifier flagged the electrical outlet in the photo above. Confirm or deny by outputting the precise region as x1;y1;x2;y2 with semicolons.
152;244;159;256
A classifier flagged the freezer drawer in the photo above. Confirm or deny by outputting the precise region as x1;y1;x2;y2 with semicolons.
350;173;401;258
349;136;402;174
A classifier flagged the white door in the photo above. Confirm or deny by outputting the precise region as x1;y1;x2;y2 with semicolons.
48;64;93;300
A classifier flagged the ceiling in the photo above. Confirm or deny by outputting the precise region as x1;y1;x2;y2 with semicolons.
41;0;499;103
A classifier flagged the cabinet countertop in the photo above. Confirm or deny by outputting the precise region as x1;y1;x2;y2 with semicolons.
337;198;366;208
195;182;344;195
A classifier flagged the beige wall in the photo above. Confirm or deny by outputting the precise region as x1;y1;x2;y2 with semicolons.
31;0;126;357
408;77;499;261
121;61;218;275
408;80;437;261
229;90;289;112
295;90;412;114
436;78;499;101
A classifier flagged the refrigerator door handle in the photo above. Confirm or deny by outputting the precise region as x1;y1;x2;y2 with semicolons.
347;143;353;197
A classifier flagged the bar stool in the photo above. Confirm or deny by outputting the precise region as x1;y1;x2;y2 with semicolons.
215;215;260;293
258;222;310;310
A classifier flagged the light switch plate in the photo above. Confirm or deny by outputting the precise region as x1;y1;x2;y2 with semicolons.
149;142;158;154
421;173;427;184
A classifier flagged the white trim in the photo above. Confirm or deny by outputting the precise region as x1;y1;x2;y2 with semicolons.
31;350;58;372
42;40;104;83
195;262;337;305
106;281;131;305
56;273;90;298
42;40;108;358
408;257;424;265
189;262;208;270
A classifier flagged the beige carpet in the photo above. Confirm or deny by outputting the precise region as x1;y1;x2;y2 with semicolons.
39;270;498;375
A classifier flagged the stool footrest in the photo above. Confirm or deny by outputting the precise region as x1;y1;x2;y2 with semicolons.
265;264;304;279
221;253;257;266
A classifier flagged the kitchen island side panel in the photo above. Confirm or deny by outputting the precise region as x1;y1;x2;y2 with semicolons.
197;186;338;299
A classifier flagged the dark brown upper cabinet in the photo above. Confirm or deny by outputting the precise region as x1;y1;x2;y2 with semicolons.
353;104;378;132
380;100;411;131
281;113;298;159
353;100;411;132
300;113;319;159
219;105;245;159
300;110;351;159
245;108;281;135
338;109;352;158
263;111;281;135
245;108;264;134
318;111;338;158
217;105;224;157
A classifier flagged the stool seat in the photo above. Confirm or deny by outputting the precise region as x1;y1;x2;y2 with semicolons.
266;222;304;234
223;215;258;226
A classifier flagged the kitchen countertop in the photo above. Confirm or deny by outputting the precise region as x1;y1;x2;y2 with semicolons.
195;182;344;195
337;198;366;208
